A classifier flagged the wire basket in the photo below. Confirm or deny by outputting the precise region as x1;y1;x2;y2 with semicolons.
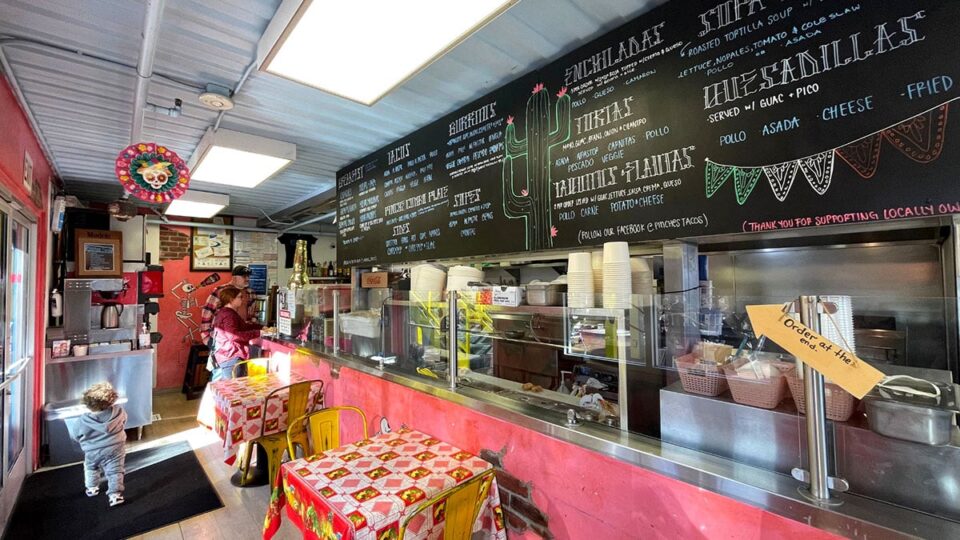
722;358;791;409
675;354;728;397
785;367;858;422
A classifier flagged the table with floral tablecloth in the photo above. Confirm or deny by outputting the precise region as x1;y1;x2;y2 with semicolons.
197;372;323;463
263;427;506;540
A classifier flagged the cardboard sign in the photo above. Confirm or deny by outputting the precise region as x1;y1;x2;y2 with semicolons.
746;304;884;399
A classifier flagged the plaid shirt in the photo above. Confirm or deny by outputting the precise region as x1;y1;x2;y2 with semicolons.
200;283;255;343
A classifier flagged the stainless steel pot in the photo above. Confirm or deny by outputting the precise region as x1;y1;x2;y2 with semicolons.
864;380;959;446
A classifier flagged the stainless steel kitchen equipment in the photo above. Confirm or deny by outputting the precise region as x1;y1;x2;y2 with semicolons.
43;348;155;465
63;278;133;344
45;277;154;465
526;281;566;306
660;378;960;522
863;378;960;446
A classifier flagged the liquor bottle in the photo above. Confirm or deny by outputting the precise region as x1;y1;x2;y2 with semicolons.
327;260;334;277
288;239;310;290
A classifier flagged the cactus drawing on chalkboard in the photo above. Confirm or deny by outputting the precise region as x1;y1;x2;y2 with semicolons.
502;83;571;250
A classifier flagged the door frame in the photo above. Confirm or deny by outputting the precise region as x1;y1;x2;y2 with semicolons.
0;201;37;528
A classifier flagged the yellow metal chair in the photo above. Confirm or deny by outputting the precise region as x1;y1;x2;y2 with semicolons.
287;406;368;459
400;469;495;540
239;379;324;488
231;357;272;378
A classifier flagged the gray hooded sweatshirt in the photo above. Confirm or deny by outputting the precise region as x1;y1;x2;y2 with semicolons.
75;405;127;452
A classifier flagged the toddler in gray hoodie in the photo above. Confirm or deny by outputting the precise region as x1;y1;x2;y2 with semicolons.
75;382;127;506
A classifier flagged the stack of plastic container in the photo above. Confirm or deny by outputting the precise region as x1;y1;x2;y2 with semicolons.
446;265;484;292
411;263;446;296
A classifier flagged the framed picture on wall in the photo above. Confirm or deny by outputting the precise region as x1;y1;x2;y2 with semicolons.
75;229;123;277
190;225;233;271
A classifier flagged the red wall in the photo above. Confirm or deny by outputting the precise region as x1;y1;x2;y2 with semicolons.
264;343;842;540
155;231;229;388
0;73;54;468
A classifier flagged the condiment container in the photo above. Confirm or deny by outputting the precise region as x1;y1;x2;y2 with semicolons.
863;380;959;446
526;281;566;306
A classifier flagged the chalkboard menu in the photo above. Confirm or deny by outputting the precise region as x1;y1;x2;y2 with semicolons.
338;0;960;266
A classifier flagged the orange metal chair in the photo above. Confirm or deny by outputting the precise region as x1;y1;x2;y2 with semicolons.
238;379;323;488
399;469;495;539
287;406;368;459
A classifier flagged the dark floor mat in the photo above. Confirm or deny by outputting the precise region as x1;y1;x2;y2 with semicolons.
4;441;223;540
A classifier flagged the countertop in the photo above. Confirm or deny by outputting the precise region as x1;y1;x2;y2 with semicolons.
260;335;960;539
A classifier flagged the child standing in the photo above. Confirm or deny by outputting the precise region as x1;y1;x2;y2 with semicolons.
75;382;127;506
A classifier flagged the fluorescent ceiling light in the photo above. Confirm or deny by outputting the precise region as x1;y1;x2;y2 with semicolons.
258;0;517;105
189;128;296;188
165;190;229;218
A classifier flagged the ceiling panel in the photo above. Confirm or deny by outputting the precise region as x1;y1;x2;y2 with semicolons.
0;0;663;221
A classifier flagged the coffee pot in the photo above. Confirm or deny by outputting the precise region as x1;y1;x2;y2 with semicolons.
100;302;124;329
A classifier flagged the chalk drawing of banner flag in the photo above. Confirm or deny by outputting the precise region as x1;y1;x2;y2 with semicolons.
835;133;883;179
798;151;835;195
705;99;954;204
762;161;799;202
882;104;949;163
733;166;763;205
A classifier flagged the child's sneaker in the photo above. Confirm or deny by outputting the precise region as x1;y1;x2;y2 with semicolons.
108;493;124;507
85;487;99;497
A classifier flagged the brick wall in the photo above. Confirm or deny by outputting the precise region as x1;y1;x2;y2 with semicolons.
480;448;553;539
159;225;190;260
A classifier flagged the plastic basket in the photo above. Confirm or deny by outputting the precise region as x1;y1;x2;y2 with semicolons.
675;354;728;397
722;358;791;409
785;367;858;422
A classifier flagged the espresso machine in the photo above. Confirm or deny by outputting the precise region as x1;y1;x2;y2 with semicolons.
63;278;141;353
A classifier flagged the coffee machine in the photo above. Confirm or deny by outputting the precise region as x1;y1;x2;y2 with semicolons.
63;278;141;352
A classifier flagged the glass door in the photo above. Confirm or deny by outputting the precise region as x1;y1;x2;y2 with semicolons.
0;204;35;528
6;218;31;472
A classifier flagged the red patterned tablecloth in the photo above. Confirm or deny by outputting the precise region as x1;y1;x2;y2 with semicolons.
263;428;506;540
197;373;323;463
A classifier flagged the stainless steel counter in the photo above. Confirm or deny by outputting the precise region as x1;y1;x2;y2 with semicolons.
263;336;960;539
45;348;155;429
660;382;960;522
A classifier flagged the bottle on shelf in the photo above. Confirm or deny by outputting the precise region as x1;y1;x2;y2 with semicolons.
327;260;335;277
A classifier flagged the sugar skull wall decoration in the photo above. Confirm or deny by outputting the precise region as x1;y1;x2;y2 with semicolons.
115;142;190;203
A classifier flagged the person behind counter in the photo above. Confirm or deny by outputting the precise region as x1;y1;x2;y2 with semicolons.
199;265;255;348
210;286;262;381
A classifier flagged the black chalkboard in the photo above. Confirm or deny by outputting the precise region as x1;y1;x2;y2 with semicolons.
338;0;960;266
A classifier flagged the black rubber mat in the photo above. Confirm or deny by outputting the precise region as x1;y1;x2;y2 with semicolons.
4;441;223;539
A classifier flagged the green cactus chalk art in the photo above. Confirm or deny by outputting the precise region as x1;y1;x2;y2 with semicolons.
502;83;572;250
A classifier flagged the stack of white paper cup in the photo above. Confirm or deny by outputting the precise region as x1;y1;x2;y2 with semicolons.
567;252;595;308
602;242;632;309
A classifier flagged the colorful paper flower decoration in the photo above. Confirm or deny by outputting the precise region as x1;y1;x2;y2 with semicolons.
115;142;190;203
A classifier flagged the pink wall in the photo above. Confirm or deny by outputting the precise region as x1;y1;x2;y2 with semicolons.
155;238;229;388
266;343;841;540
0;74;54;468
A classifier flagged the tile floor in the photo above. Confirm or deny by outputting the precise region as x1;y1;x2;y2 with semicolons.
117;390;301;540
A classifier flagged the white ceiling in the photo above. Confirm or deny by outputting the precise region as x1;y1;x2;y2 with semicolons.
0;0;661;224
